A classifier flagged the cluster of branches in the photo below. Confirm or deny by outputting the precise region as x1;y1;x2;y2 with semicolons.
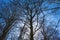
0;0;60;40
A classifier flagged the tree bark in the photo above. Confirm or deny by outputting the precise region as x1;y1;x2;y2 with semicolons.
0;16;15;40
30;22;34;40
30;11;34;40
44;36;47;40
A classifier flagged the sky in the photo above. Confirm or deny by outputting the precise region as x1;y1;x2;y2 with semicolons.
0;0;60;32
0;0;60;40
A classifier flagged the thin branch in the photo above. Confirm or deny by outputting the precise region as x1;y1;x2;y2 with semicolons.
43;7;60;11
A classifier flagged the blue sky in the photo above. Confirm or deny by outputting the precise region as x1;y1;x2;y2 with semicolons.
0;0;60;28
0;0;60;31
0;0;60;40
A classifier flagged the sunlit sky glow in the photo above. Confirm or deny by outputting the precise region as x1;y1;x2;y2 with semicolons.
0;0;60;40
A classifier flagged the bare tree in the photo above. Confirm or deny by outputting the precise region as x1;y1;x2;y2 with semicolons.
0;0;60;40
17;0;60;40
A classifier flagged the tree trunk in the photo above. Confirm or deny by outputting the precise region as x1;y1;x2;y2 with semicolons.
44;36;49;40
0;17;15;40
44;37;47;40
30;12;34;40
30;23;34;40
